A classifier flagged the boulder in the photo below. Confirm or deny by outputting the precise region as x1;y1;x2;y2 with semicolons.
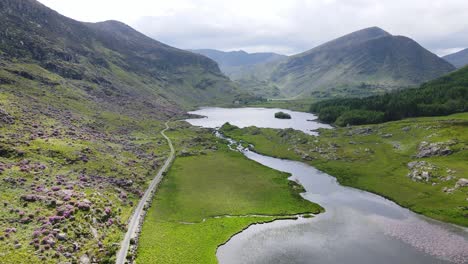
455;178;468;188
56;233;67;241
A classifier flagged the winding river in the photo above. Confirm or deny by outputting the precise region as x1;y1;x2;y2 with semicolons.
186;107;468;264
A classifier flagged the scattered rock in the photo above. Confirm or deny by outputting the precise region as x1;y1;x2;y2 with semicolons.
443;187;456;194
0;108;15;125
407;161;437;182
347;127;373;136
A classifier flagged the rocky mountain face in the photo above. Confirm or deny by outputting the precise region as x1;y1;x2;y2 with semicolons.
236;27;456;99
443;48;468;68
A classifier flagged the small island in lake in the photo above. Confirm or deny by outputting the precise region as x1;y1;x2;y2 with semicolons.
275;111;292;119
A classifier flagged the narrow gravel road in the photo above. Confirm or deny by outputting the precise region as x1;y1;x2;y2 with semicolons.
116;121;175;264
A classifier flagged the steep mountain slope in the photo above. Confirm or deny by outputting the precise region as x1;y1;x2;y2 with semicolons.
443;48;468;68
244;27;456;99
0;0;239;108
191;49;286;79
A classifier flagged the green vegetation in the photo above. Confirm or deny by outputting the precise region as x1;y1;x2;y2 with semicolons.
274;112;291;119
221;113;468;227
310;66;468;126
137;123;322;264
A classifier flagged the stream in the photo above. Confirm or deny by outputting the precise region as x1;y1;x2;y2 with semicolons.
186;107;468;264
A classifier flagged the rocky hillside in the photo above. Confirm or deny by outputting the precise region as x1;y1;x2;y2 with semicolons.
240;27;456;99
444;48;468;68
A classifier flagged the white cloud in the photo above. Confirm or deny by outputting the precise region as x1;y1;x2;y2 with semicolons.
37;0;468;56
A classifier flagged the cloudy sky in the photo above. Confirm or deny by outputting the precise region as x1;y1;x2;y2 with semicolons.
38;0;468;56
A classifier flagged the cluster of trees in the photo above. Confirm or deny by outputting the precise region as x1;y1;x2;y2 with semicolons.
310;66;468;126
275;111;292;119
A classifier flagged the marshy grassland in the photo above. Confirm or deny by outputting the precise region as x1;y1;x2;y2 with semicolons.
136;122;322;264
221;113;468;227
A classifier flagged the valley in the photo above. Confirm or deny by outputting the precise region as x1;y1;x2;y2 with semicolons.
0;1;467;264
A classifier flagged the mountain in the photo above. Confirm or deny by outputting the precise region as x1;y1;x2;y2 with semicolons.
242;27;456;99
191;49;286;79
443;48;468;68
0;0;240;109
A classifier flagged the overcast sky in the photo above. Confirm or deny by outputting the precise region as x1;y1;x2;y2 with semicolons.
37;0;468;56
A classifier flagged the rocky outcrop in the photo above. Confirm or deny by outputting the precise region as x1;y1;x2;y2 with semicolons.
415;141;455;158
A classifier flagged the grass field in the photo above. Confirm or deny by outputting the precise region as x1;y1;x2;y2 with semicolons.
136;123;322;263
221;113;468;227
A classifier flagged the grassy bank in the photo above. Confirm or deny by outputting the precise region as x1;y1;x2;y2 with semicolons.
136;123;322;263
221;113;468;227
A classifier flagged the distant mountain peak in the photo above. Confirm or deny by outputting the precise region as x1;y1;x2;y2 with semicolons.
358;26;392;36
303;26;391;55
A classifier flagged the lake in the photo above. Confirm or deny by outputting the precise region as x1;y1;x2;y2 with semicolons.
187;107;332;135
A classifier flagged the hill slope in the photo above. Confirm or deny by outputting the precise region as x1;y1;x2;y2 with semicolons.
444;48;468;68
310;65;468;126
241;27;455;99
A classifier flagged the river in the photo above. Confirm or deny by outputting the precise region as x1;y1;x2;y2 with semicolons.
186;107;468;264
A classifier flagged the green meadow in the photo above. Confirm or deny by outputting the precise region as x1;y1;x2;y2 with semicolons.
136;124;322;263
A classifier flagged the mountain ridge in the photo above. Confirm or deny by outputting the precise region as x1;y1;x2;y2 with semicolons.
443;48;468;68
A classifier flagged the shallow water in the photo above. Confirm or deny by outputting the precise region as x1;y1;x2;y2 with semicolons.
186;107;468;264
